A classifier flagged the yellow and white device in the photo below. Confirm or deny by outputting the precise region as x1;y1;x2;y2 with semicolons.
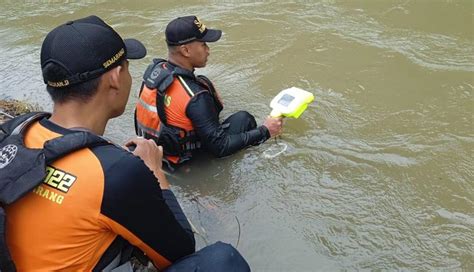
270;87;314;118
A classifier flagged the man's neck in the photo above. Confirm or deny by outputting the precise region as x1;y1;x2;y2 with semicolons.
168;55;194;71
49;102;108;135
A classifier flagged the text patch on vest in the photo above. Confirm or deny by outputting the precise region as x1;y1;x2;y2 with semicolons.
43;165;77;193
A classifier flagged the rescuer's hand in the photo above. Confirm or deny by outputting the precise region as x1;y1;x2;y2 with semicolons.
124;137;170;189
262;116;283;138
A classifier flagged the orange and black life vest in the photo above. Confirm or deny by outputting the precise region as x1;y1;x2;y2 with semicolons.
2;113;194;270
135;59;223;164
0;112;115;271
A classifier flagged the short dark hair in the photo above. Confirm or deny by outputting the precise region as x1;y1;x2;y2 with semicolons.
167;44;179;52
43;61;101;104
46;78;101;104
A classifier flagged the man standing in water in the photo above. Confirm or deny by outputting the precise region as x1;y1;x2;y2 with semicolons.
4;15;249;271
135;15;283;166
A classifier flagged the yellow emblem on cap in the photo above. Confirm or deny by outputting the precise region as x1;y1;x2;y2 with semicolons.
103;48;125;68
48;80;70;87
194;17;206;33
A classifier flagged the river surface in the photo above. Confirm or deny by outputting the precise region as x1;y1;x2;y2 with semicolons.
1;1;473;271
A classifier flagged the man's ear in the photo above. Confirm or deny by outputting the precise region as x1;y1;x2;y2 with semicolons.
179;44;191;58
108;65;122;91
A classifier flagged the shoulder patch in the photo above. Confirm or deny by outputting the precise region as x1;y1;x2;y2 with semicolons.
0;144;18;169
143;59;174;93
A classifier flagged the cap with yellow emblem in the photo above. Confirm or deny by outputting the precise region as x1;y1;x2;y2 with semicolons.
41;15;146;88
165;16;222;46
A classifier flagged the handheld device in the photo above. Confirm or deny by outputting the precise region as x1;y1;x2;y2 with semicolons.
270;87;314;118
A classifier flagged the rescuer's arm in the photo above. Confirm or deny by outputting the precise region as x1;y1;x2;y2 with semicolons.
98;146;195;270
186;92;270;157
125;137;192;234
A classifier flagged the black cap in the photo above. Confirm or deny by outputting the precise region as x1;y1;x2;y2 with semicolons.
41;15;147;88
165;16;222;46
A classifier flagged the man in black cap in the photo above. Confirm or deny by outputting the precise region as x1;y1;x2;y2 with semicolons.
4;15;249;271
135;16;283;166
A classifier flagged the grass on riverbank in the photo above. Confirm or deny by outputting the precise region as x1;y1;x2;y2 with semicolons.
0;99;42;124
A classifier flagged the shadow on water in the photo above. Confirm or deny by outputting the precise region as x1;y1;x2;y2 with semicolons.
166;151;249;251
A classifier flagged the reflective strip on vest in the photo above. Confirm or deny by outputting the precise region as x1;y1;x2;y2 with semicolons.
138;98;157;113
177;76;195;98
135;86;160;137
